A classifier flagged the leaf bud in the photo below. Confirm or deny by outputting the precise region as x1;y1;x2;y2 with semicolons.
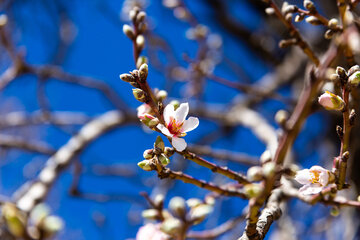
154;136;165;152
143;149;154;159
137;160;152;171
132;88;147;102
244;183;263;198
159;154;170;166
119;73;135;83
348;71;360;86
138;63;148;82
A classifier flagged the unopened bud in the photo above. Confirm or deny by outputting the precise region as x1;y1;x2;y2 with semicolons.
136;56;148;69
304;0;316;12
189;204;213;224
247;166;263;182
348;65;360;76
330;206;340;217
275;110;289;127
154;136;165;152
156;90;168;100
295;14;305;22
265;7;275;15
336;66;347;79
136;35;145;49
318;91;345;111
328;18;339;30
143;149;154;159
170;100;180;110
262;162;276;178
138;63;148;81
0;14;8;27
160;218;183;235
164;147;175;157
283;5;298;15
306;16;322;25
142;209;159;220
260;150;272;164
41;216;64;237
279;38;297;48
123;24;134;39
132;88;147;102
244;184;263;198
2;203;26;237
169;197;186;216
349;71;360;86
186;198;202;208
154;194;165;206
119;73;135;83
324;29;335;40
159;154;170;166
129;9;138;21
330;73;340;82
137;160;152;171
136;11;146;23
148;118;160;128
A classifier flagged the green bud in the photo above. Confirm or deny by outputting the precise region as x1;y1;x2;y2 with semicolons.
349;71;360;86
169;197;186;217
169;100;180;110
148;118;160;128
132;88;147;102
244;184;263;198
119;73;135;83
159;154;170;166
137;160;152;171
138;63;148;82
160;218;183;235
189;204;213;224
123;24;134;39
2;203;26;237
247;166;263;182
143;149;154;159
30;204;50;224
42;216;64;237
154;136;165;152
136;56;148;69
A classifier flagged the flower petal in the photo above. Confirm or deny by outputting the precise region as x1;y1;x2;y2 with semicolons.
157;124;172;137
294;169;312;185
299;184;323;195
172;137;187;151
163;104;175;124
181;117;199;133
175;103;189;123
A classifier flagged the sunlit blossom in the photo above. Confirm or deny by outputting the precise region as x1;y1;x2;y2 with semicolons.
157;103;199;151
137;103;154;120
294;165;332;195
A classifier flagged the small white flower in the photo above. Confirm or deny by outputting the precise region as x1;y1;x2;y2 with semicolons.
136;223;170;240
137;103;154;120
157;103;199;151
294;166;331;195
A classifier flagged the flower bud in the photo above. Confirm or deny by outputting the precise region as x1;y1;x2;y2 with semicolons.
275;110;289;127
137;160;152;171
148;118;160;128
330;206;340;217
132;88;147;102
136;11;146;24
136;35;145;49
318;91;345;111
164;147;175;157
154;194;165;206
188;204;213;224
348;71;360;86
336;66;347;79
304;0;316;12
142;209;159;220
260;150;272;164
324;29;335;40
186;198;202;208
204;196;215;206
328;18;339;30
2;203;26;237
169;100;180;110
41;216;64;237
169;197;186;217
283;5;298;15
0;14;8;27
159;154;170;166
136;56;148;69
247;166;263;182
244;184;263;198
143;149;154;159
160;218;183;235
123;24;134;39
129;9;138;21
348;65;360;76
305;16;322;25
262;162;276;178
265;7;275;15
156;90;168;100
330;73;340;82
138;63;148;82
119;73;135;83
295;14;305;22
154;136;165;152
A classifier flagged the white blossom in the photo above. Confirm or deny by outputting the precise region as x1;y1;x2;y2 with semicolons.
295;166;331;195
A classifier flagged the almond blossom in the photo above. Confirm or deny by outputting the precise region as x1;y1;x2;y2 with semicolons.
136;223;170;240
318;91;345;111
157;103;199;151
294;166;332;195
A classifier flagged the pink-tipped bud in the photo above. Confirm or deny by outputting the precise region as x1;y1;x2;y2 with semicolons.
318;91;345;111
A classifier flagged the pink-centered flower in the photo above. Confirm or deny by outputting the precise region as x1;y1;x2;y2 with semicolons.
157;103;199;151
318;91;345;111
294;166;331;195
137;103;155;120
136;223;170;240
